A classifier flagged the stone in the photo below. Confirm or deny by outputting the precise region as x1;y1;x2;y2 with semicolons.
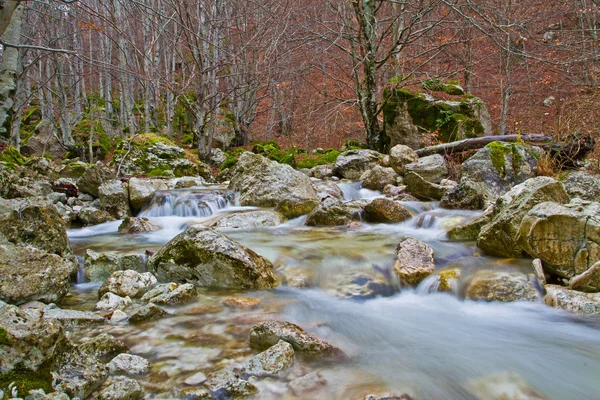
0;301;107;399
310;164;334;180
393;237;435;286
203;371;257;398
0;198;71;257
223;297;262;310
447;210;492;241
79;333;129;362
238;340;295;378
185;372;207;386
107;354;150;376
363;198;412;223
518;200;600;279
148;227;277;289
563;171;600;202
333;149;383;180
77;206;115;226
84;250;121;283
544;285;600;316
0;243;74;305
228;152;319;208
77;162;116;198
128;303;167;324
389;145;419;174
119;254;147;273
209;148;228;166
118;217;160;234
461;143;543;202
569;262;600;293
209;211;286;229
404;172;449;201
99;180;131;219
173;176;207;189
404;154;448;184
275;197;320;218
99;270;157;299
360;166;398;191
333;272;396;300
43;304;105;327
249;321;345;359
467;371;548;400
532;259;547;286
21;121;67;159
313;180;344;201
128;178;169;211
464;270;542;303
305;198;366;226
440;180;486;210
477;177;570;258
97;378;145;400
140;283;198;305
288;371;326;395
96;292;133;312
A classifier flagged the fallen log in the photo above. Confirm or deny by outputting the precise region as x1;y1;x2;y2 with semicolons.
415;134;554;157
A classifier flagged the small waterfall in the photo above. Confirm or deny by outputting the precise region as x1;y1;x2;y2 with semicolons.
139;190;236;218
336;181;380;201
76;256;86;284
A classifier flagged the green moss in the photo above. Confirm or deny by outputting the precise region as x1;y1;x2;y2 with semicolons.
0;146;26;168
486;142;524;178
422;78;464;95
0;365;53;399
342;139;369;150
296;149;340;169
220;156;238;170
0;327;8;346
147;168;167;177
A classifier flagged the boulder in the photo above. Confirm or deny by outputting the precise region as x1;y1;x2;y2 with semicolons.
0;301;107;398
363;198;412;223
404;172;450;201
461;143;542;202
99;180;131;219
148;227;277;289
477;177;569;258
305;198;366;226
275;197;320;218
118;217;160;234
43;304;105;327
238;340;295;378
84;250;121;283
209;148;228;166
107;354;150;376
78;206;115;226
393;237;435;286
77;162;115;198
464;270;542;303
249;321;345;359
569;261;600;293
21;121;67;159
333;150;383;180
389;145;418;174
96;293;133;312
202;372;258;399
563;171;600;202
173;176;207;188
313;181;344;201
128;178;169;211
0;198;71;257
310;164;334;180
209;211;286;229
447;210;492;241
97;378;145;400
99;270;157;299
140;283;197;305
79;333;129;362
404;154;448;184
128;303;167;324
544;285;600;316
518;199;600;279
0;243;74;305
440;180;486;210
360;166;399;191
228;152;319;208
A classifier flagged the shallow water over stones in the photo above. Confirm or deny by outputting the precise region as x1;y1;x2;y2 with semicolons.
64;183;600;399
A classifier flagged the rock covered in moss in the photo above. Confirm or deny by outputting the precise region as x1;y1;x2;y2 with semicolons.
333;150;383;180
148;226;277;289
363;198;412;223
477;177;569;258
249;320;345;359
0;198;72;257
0;243;74;305
544;285;600;316
393;237;435;286
305;198;366;226
464;270;542;303
140;283;197;305
79;333;129;363
99;270;157;299
118;217;160;234
518;199;600;279
238;339;295;378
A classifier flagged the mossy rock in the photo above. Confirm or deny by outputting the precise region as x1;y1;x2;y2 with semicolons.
296;150;340;169
0;366;54;399
0;146;26;169
220;156;238;170
486;142;523;178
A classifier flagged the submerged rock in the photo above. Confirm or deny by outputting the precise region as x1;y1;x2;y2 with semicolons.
464;270;542;303
333;150;383;180
363;198;412;223
467;371;548;400
99;270;158;299
477;177;569;258
223;297;262;310
544;285;600;316
334;272;397;300
393;237;435;286
0;243;74;305
148;227;278;289
288;371;327;396
238;340;295;378
249;321;345;359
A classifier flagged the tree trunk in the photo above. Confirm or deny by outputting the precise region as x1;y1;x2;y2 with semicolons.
0;3;22;140
415;134;554;157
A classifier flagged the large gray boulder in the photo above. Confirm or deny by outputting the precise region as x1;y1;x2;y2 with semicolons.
518;199;600;279
360;166;398;191
333;149;383;180
461;142;542;202
98;270;157;299
77;162;115;198
389;144;418;174
404;172;451;201
148;226;278;289
229;152;319;212
404;154;448;184
0;301;108;398
99;180;131;219
305;198;366;226
0;198;71;257
464;270;542;303
477;177;569;258
562;171;600;202
0;243;75;305
128;178;169;211
363;198;412;223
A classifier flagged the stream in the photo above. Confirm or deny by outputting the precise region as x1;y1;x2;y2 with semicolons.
66;181;600;399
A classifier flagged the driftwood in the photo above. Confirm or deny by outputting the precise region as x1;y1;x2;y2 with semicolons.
415;134;554;157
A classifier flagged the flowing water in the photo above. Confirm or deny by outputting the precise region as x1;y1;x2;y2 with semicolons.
66;182;600;399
